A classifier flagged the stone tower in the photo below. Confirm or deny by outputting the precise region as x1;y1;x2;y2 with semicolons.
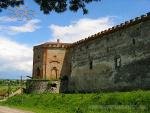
32;39;71;80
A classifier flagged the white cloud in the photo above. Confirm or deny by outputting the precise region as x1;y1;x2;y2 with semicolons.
0;36;33;73
0;16;17;23
49;17;115;43
9;19;40;33
0;17;40;78
0;19;40;35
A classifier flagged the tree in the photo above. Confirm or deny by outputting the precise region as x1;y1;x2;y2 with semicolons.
34;0;99;14
0;0;24;12
0;0;99;14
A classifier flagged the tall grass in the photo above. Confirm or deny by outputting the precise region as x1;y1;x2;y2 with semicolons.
1;90;150;113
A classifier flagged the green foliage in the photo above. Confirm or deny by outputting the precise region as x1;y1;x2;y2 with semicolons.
47;80;52;86
0;90;150;113
34;0;100;14
0;0;100;14
0;0;24;12
0;79;24;86
60;75;68;81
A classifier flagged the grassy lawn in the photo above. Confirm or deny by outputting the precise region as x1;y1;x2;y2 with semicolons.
0;90;150;113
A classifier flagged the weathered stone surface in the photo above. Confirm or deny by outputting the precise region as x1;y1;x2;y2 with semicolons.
33;41;71;80
26;80;60;93
68;16;150;92
32;13;150;93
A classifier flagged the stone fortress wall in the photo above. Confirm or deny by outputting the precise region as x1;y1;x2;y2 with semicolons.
32;12;150;93
67;12;150;92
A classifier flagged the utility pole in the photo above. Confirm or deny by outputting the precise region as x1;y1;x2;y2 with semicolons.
20;76;23;94
7;80;11;97
20;76;23;104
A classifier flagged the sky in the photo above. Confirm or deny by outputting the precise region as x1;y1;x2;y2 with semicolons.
0;0;150;79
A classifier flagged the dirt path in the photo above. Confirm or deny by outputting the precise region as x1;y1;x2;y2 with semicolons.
0;106;33;113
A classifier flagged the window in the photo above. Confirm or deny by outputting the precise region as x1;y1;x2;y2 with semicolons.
115;56;121;69
89;60;93;70
37;55;40;59
132;38;135;45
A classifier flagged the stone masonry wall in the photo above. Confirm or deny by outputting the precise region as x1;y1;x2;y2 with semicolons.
68;16;150;92
33;43;71;80
32;13;150;93
32;47;45;79
26;80;60;93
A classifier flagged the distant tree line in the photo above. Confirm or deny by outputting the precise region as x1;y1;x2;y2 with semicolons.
0;79;25;86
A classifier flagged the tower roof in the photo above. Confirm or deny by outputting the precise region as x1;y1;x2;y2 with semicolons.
34;39;71;49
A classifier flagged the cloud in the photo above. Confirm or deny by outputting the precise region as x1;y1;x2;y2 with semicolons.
49;17;115;43
0;17;40;78
0;16;17;23
0;19;40;35
0;36;33;75
9;19;40;33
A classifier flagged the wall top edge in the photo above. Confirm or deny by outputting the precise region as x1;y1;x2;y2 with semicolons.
34;12;150;49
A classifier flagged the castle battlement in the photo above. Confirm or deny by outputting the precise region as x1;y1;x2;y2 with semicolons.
34;12;150;49
70;12;150;47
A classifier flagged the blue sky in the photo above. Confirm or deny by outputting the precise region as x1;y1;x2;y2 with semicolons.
0;0;150;79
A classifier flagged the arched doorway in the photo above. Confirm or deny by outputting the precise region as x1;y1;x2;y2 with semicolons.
51;67;58;79
36;67;41;78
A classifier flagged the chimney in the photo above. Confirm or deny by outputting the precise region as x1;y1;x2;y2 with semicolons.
57;39;60;43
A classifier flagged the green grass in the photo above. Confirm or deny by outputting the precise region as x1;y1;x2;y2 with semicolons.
0;90;150;113
0;85;20;99
0;85;20;92
0;86;8;92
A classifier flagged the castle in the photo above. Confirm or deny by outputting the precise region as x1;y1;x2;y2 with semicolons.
31;12;150;93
